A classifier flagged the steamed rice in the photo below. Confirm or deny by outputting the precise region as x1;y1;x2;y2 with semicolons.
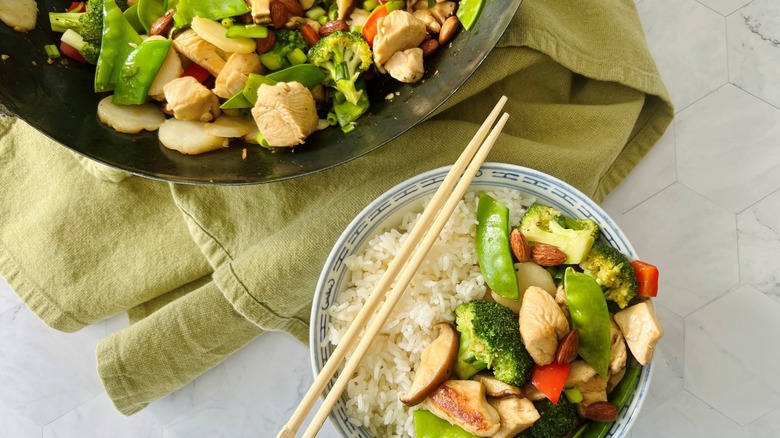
327;188;535;437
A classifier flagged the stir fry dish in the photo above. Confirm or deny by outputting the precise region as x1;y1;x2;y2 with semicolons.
405;194;663;437
40;0;482;154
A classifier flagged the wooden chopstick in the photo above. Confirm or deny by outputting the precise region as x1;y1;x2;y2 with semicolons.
277;97;509;438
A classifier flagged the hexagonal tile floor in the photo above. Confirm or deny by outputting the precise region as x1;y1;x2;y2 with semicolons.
3;1;780;437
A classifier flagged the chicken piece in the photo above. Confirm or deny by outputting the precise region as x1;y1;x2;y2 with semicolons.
575;374;608;417
565;360;598;388
614;300;664;365
488;397;540;438
173;29;228;77
251;82;319;147
519;286;570;366
372;10;427;70
429;1;456;24
0;0;37;31
607;367;626;394
472;373;524;398
213;53;263;99
163;76;221;122
250;0;272;24
337;0;355;20
609;316;628;375
412;9;441;34
384;48;425;83
425;380;501;437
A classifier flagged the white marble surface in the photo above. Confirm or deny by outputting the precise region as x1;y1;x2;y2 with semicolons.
3;0;780;436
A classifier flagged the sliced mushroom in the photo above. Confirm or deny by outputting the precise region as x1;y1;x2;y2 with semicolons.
336;0;355;20
425;380;501;437
472;373;523;398
400;322;459;406
250;0;272;24
565;360;598;388
614;300;664;365
519;286;570;365
488;397;541;438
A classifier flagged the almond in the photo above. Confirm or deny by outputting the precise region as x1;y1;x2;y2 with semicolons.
530;244;567;266
419;39;439;57
319;20;349;37
256;31;276;54
277;0;305;17
555;329;579;364
149;9;175;36
510;229;530;262
584;401;619;422
270;1;289;29
438;15;460;45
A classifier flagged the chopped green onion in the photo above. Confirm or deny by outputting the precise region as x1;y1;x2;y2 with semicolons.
305;6;327;20
564;387;583;404
363;0;378;10
225;24;269;38
44;44;60;59
286;47;308;65
427;0;435;7
259;52;285;71
350;25;362;33
221;17;234;27
317;15;328;25
326;112;338;126
341;123;356;134
327;3;338;20
256;132;271;149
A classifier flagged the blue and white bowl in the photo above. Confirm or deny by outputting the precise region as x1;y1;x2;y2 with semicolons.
310;162;653;437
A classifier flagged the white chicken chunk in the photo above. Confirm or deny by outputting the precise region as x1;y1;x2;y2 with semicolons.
213;53;263;99
488;397;540;438
384;48;425;83
372;10;427;70
609;316;628;374
163;76;221;122
425;380;501;437
412;9;441;34
173;29;228;77
519;286;570;366
0;0;37;31
576;374;609;417
614;300;664;365
251;82;319;147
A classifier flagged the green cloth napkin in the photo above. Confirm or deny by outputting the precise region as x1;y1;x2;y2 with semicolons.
0;0;672;416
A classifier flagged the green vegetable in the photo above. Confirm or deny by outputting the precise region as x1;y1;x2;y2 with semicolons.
123;4;147;34
564;268;611;377
518;203;597;264
44;44;60;58
332;86;369;133
517;397;577;438
555;215;601;240
173;0;250;28
49;0;103;64
287;47;308;65
113;38;172;105
563;387;583;404
305;6;327;19
414;410;480;438
476;193;519;299
259;28;310;71
573;359;642;438
453;300;533;386
137;0;167;33
455;0;484;31
225;24;268;39
220;91;253;109
579;240;638;309
221;17;234;27
241;64;326;106
308;31;373;105
94;0;143;92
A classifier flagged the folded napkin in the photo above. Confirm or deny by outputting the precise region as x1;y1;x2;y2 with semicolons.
0;0;672;416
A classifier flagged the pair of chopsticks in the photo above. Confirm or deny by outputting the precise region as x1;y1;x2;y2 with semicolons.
278;96;510;438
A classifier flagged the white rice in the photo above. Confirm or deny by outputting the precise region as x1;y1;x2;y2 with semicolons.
327;188;535;437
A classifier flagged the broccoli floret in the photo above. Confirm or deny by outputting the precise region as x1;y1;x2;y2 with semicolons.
259;28;311;71
554;215;600;240
518;204;596;264
579;240;638;309
517;397;577;438
308;31;372;105
49;0;103;64
60;29;101;64
453;300;533;387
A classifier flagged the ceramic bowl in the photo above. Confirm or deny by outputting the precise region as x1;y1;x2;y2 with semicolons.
310;162;653;437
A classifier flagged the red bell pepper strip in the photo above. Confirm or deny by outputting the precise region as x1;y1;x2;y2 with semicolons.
631;260;659;297
68;2;86;12
531;362;571;404
60;41;87;63
361;4;388;47
182;62;211;83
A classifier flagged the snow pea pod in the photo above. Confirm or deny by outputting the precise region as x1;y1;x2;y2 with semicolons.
113;38;172;105
332;80;369;133
95;0;143;93
414;410;480;438
564;267;611;377
137;0;167;33
242;65;326;105
173;0;250;28
476;193;519;299
572;359;642;438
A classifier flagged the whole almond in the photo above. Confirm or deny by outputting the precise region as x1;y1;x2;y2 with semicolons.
555;329;579;364
319;20;349;37
584;401;619;422
270;1;289;29
530;244;567;266
419;39;440;58
510;229;530;262
438;15;460;45
149;9;175;36
277;0;305;17
256;31;276;54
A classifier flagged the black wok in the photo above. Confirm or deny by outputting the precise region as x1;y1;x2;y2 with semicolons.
0;0;521;184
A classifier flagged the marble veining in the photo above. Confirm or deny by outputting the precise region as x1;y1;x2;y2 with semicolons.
3;0;780;437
